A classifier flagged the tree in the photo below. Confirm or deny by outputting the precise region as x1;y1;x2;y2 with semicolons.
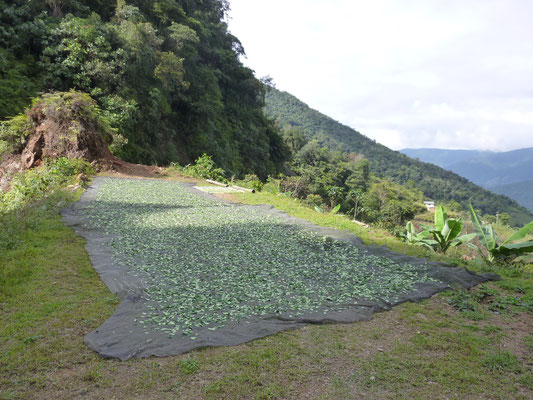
46;0;69;17
348;188;364;220
498;212;511;226
282;127;306;153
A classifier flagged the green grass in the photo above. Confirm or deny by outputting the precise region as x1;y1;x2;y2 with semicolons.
0;191;119;398
1;175;531;399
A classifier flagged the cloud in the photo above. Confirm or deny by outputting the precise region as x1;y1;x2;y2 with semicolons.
228;0;533;151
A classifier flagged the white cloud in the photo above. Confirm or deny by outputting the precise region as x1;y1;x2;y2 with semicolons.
228;0;533;152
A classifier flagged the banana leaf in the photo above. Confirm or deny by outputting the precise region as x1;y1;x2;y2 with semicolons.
503;221;533;244
435;206;446;231
442;219;464;241
450;233;476;246
469;204;496;251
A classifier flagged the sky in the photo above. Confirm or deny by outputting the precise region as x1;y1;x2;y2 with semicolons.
226;0;533;152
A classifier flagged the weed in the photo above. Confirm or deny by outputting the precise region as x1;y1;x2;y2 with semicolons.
179;358;200;375
447;291;478;312
462;310;487;321
0;157;94;213
482;351;521;373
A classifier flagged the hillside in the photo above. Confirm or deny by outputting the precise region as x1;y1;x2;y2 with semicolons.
0;0;287;178
492;179;533;213
264;88;533;225
400;147;533;187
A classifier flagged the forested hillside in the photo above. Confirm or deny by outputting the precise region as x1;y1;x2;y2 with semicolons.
265;88;533;225
0;0;288;178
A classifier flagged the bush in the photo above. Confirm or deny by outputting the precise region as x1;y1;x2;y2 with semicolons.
302;194;323;208
280;176;308;199
0;114;32;157
262;175;283;195
185;154;226;182
241;174;263;191
0;157;94;212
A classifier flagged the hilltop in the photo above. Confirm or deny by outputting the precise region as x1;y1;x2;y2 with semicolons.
264;88;533;225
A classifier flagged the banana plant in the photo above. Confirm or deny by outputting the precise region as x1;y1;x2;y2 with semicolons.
331;204;341;215
399;221;434;249
469;205;533;263
422;206;476;253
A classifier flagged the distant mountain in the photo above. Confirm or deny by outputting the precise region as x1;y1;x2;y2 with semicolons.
400;148;491;170
400;147;533;188
491;180;533;213
264;89;533;225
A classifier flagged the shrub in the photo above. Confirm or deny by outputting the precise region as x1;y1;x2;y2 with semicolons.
0;114;33;157
186;154;226;182
302;194;323;208
469;204;533;264
242;174;263;191
262;175;282;195
0;157;94;212
280;176;308;199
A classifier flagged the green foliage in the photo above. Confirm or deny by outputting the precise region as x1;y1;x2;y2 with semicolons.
498;212;511;226
262;176;282;195
0;49;41;120
469;204;533;264
179;358;200;375
238;174;264;191
398;222;433;249
185;153;226;182
302;193;322;208
362;179;425;228
447;290;479;312
0;0;288;176
275;128;425;228
421;206;475;253
0;157;94;212
0;114;33;157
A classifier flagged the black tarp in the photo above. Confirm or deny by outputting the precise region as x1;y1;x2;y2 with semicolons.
62;177;497;360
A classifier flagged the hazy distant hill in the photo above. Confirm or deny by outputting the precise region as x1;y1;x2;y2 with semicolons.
400;148;490;170
400;147;533;188
264;89;533;225
492;180;533;213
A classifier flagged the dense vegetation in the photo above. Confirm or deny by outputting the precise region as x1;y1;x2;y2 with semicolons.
265;88;533;225
0;0;288;178
276;135;425;229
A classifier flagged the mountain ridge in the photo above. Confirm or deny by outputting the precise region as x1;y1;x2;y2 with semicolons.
264;88;533;225
400;147;533;187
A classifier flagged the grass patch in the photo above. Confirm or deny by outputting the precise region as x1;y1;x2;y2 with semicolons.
0;191;119;397
482;351;522;372
179;357;200;375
